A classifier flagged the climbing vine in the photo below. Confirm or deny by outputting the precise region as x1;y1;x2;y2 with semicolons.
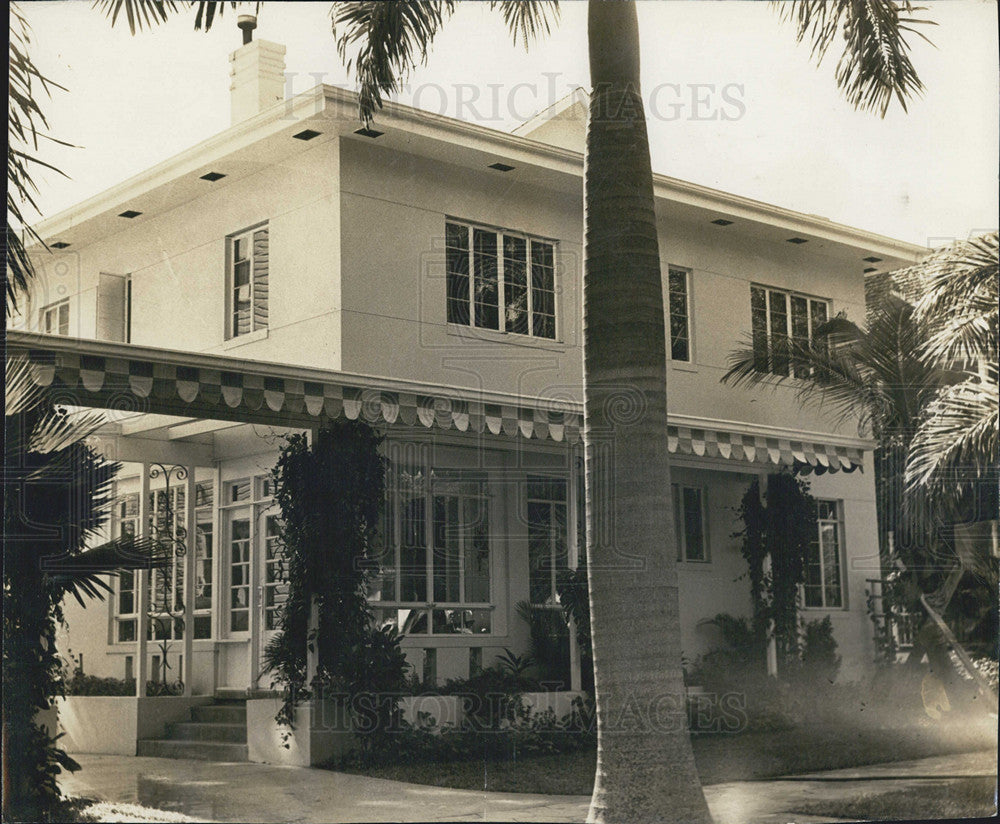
262;420;408;761
734;470;818;667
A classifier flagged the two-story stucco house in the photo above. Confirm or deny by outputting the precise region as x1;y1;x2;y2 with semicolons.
8;34;926;761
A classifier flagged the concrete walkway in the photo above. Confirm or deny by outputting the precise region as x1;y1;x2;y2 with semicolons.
59;750;997;823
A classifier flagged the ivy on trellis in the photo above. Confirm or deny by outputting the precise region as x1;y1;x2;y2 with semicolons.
262;420;408;761
734;470;818;667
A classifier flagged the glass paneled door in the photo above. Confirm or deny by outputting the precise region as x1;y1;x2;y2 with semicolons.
223;476;287;689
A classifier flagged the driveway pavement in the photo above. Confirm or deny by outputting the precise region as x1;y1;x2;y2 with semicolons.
59;750;997;823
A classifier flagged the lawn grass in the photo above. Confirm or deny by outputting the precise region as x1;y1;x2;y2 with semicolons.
791;776;997;821
340;721;996;795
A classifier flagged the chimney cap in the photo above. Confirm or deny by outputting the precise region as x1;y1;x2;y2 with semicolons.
237;13;257;45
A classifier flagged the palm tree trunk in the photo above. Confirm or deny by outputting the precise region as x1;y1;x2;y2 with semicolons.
583;3;711;822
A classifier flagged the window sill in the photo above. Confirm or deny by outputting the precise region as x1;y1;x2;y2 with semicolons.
445;323;566;352
669;361;699;373
222;328;268;350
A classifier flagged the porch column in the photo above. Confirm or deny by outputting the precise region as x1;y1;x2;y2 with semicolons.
182;468;196;696
567;454;582;693
135;464;151;697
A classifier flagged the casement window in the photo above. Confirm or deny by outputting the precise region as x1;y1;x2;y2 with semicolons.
228;225;269;339
371;465;493;635
527;476;569;607
112;480;215;643
221;476;286;635
41;300;70;336
804;500;844;608
667;267;692;362
673;484;708;562
445;220;556;340
751;285;830;377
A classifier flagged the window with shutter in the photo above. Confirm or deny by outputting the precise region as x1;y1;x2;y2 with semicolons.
227;224;269;339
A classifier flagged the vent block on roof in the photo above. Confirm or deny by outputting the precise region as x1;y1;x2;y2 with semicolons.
118;210;142;219
200;171;226;182
711;219;734;226
50;241;71;249
786;237;808;244
353;128;384;139
488;162;515;172
293;129;322;141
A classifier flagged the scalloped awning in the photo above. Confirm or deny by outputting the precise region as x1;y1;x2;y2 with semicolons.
8;333;863;471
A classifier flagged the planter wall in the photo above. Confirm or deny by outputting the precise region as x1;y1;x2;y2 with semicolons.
246;697;354;767
55;696;211;755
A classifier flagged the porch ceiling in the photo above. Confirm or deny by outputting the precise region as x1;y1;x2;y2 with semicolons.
8;332;863;471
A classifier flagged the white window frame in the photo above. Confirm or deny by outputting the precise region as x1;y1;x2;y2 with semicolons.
803;499;846;609
41;299;70;336
667;266;692;363
750;284;831;377
112;492;139;644
226;223;267;340
526;475;570;608
673;483;709;563
445;219;558;341
371;464;495;636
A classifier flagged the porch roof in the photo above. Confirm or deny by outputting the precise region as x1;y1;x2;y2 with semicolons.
7;332;864;471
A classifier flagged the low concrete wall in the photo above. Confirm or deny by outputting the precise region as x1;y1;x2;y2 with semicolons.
54;695;211;754
56;697;139;755
247;697;353;767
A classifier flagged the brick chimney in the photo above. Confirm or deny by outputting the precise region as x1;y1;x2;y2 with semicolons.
229;15;286;125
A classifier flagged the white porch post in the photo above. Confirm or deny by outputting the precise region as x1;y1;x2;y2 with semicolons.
135;464;151;697
183;468;196;696
567;453;582;693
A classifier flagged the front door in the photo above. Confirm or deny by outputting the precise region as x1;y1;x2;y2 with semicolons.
256;507;287;688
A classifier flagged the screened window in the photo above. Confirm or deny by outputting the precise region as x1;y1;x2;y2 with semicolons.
371;465;493;635
114;494;139;643
527;476;569;607
804;500;844;608
228;225;269;338
667;267;691;362
41;300;70;336
446;221;556;339
750;285;829;377
673;484;707;562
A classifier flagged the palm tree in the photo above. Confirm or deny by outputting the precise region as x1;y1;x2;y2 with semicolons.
3;357;168;820
33;1;930;819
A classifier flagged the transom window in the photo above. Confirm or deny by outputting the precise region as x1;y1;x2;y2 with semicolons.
228;225;269;339
371;463;493;635
804;500;844;608
751;285;829;377
673;484;707;562
667;267;691;362
446;221;556;339
41;300;70;336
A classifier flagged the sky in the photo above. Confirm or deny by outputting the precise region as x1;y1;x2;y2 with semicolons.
17;0;999;248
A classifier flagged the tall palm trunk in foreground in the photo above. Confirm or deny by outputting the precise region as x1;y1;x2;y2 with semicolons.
583;4;710;822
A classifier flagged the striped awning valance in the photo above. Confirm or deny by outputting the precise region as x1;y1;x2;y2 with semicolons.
10;335;864;471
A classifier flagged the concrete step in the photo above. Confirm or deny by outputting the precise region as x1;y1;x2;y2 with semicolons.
137;739;248;762
165;722;247;743
191;704;247;724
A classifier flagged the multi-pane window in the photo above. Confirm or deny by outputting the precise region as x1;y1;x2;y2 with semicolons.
446;221;556;339
804;500;844;608
228;225;269;338
673;484;707;562
751;285;829;377
667;267;691;362
222;476;285;635
527;476;568;607
114;494;139;643
41;300;70;336
192;482;214;639
372;464;493;635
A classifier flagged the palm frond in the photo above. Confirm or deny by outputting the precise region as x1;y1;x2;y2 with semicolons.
775;0;935;116
490;1;560;49
905;365;999;499
333;1;456;125
4;355;45;416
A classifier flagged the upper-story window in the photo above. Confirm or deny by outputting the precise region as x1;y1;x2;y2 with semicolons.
751;285;829;377
446;220;556;340
41;300;70;336
667;267;692;362
804;500;844;608
227;224;269;339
